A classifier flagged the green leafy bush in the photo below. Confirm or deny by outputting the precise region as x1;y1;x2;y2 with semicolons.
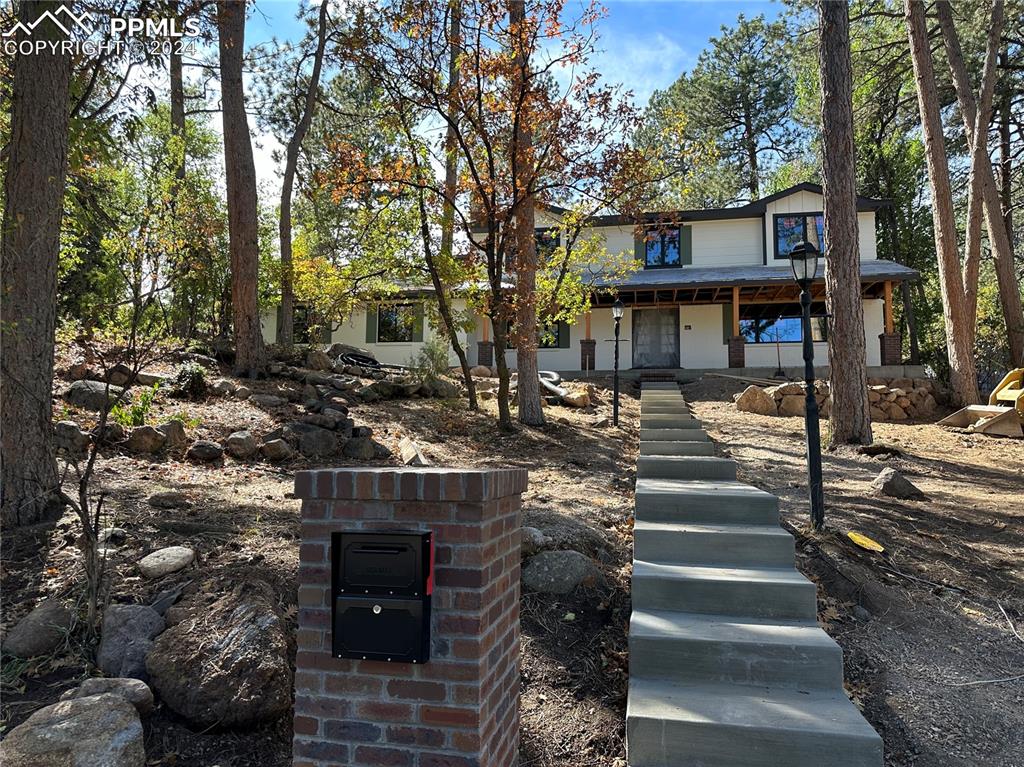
172;362;208;400
110;383;159;427
408;336;450;379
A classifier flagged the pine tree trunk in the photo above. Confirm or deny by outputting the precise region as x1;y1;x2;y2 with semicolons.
937;0;1024;366
905;0;979;406
508;0;543;426
818;0;872;445
0;1;73;527
217;0;266;376
278;0;329;350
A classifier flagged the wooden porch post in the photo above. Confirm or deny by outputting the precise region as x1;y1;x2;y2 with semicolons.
883;280;894;335
879;280;900;365
477;313;493;367
728;286;745;368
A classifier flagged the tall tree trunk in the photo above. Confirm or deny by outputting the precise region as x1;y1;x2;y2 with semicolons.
278;0;329;350
217;0;266;376
905;0;979;405
508;0;543;426
997;48;1012;244
819;0;872;445
436;0;478;409
937;0;1024;366
169;0;188;338
0;1;73;527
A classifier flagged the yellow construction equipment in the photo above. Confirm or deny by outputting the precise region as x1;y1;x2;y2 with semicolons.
938;368;1024;438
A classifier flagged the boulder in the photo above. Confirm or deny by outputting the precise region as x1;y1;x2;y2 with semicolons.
773;382;804;397
470;365;493;378
156;420;187;448
148;491;190;509
867;389;881;403
561;389;590;408
261;439;293;462
2;600;74;658
60;678;154;715
97;604;165;680
97;422;126;444
329;375;358;391
225;430;258;459
344;364;365;377
211;378;236;395
342;436;376;460
234;385;252;400
891;378;914;391
0;694;144;767
55;421;91;457
735;385;777;416
107;363;164;388
284;422;338;458
125;426;166;454
249;393;287;408
887;403;908;421
919;393;938;415
869;405;888;421
521;526;549;557
306;349;333;371
145;582;292;727
399;436;429;466
301;384;319;403
521;550;601;595
187;440;223;462
355;385;380;402
430;377;459;399
870;467;927;500
66;380;124;412
138;546;194;578
777;394;806;417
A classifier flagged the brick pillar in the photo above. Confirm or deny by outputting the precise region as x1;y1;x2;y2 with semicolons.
293;468;527;767
727;336;745;368
476;341;494;368
879;333;901;366
579;339;596;371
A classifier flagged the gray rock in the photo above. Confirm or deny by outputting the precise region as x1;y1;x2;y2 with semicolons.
55;420;91;457
2;600;74;658
211;378;236;395
430;377;459;399
284;422;338;458
521;527;550;557
138;546;194;578
342;436;376;460
870;467;927;500
373;441;392;458
60;677;154;715
306;349;333;371
97;422;126;444
125;426;166;454
260;439;293;461
250;393;287;408
234;385;252;400
521;550;601;594
99;527;128;545
97;604;165;680
146;582;292;727
301;384;319;404
853;605;872;622
156;420;188;448
148;491;190;509
735;385;778;416
187;440;223;461
305;371;333;387
777;394;806;417
225;430;257;459
329;375;358;391
344;364;364;377
0;693;144;767
66;380;125;412
355;385;380;402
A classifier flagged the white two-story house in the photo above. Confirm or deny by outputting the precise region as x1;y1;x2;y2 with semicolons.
261;183;918;376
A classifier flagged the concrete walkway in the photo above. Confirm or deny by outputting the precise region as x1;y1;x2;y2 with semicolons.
626;383;882;767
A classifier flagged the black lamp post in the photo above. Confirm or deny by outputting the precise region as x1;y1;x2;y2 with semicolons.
788;241;825;530
612;298;624;426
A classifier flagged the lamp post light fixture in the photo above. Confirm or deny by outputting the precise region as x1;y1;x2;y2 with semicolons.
612;298;625;426
788;241;825;530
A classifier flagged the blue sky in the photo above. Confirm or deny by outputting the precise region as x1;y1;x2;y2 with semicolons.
244;0;782;185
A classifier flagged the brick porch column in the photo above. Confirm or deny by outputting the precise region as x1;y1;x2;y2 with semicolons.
727;336;745;368
879;333;901;366
293;468;527;767
580;339;596;371
476;341;494;368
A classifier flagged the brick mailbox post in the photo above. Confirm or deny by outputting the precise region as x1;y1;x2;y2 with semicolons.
293;467;527;767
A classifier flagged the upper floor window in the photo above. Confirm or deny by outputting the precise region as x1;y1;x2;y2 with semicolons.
644;227;681;268
774;213;825;259
536;228;559;258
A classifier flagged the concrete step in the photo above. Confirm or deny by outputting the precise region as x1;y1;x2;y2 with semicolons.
641;403;693;415
640;414;702;429
633;520;794;567
635;479;778;525
638;428;709;442
636;456;737;481
641;382;680;390
626;678;883;767
632;561;817;619
638;441;715;457
640;391;687;400
629;610;843;689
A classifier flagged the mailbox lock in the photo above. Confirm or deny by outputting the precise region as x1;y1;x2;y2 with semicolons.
372;604;382;614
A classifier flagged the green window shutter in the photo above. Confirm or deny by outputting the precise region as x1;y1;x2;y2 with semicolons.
722;303;732;343
412;304;424;342
366;308;378;343
320;322;332;343
680;225;692;265
558;320;570;348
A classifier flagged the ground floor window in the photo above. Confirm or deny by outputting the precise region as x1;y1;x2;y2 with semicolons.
376;303;421;343
740;315;828;344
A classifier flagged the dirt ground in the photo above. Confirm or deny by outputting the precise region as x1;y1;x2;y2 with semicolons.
684;376;1024;767
3;363;1022;767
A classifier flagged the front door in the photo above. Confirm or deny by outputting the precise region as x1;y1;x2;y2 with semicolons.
632;308;680;368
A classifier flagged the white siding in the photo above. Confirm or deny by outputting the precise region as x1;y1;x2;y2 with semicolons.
691;218;762;267
680;305;729;367
858;212;878;260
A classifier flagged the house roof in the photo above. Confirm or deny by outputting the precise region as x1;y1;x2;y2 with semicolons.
593;259;917;291
537;182;889;229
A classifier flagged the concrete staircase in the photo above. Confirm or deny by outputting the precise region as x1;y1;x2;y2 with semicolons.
627;384;882;767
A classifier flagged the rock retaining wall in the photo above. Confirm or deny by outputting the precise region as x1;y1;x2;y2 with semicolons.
735;377;940;422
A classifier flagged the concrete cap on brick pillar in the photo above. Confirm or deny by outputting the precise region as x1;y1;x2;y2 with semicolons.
295;467;529;503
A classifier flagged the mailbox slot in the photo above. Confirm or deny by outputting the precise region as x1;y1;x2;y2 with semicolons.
331;531;432;663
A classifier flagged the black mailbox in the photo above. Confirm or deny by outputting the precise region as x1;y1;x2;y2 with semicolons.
331;531;433;663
